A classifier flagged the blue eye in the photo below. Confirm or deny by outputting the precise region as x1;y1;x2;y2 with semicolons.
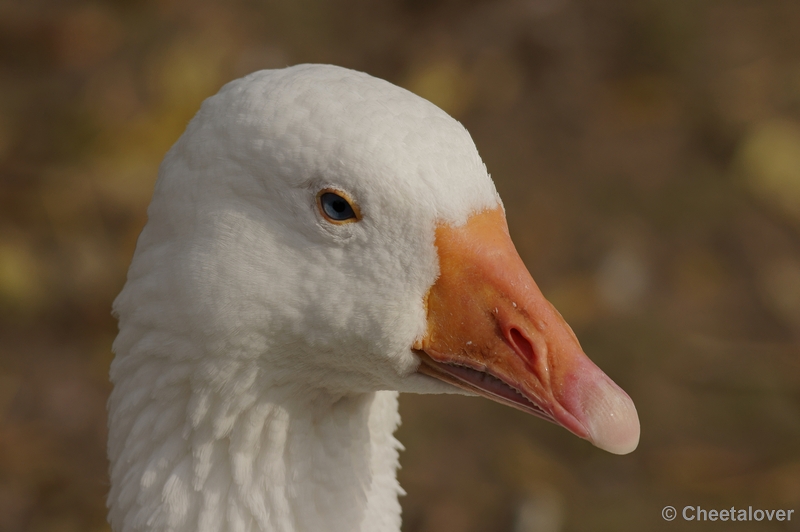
319;191;358;223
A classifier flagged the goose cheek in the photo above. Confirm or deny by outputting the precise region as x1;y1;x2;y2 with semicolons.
414;207;640;455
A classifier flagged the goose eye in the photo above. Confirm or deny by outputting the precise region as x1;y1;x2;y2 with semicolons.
318;191;358;223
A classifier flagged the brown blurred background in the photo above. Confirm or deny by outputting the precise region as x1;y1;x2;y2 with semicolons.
2;0;800;531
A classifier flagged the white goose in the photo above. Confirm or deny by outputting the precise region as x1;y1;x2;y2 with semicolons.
108;64;639;532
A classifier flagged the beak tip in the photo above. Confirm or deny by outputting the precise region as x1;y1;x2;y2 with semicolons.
588;411;640;455
578;376;641;455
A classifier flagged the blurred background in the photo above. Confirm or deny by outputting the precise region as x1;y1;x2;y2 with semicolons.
1;0;800;531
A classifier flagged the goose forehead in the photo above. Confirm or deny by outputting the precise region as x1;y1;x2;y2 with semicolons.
186;64;500;225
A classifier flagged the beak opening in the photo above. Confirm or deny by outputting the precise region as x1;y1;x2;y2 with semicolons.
415;350;558;424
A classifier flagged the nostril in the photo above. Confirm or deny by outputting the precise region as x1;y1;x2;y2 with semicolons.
508;327;535;366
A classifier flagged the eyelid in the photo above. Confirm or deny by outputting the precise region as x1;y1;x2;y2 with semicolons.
316;188;362;224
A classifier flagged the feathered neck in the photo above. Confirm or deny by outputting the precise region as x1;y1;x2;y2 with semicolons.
107;346;405;532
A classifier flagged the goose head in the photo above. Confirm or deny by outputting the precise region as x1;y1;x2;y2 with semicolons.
114;64;639;456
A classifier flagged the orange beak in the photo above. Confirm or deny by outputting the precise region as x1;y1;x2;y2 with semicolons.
414;207;640;454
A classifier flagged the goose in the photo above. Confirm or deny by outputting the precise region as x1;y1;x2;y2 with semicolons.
107;64;639;532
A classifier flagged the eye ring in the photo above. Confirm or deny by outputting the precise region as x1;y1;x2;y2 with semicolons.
316;189;361;224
